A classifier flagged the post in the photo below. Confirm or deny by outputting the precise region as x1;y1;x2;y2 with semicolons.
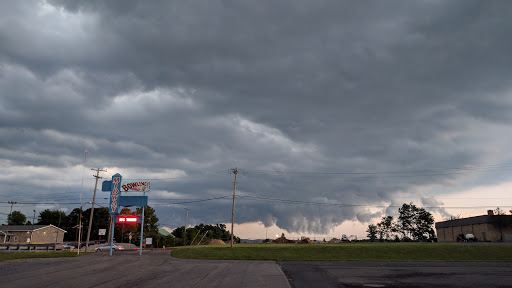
31;210;35;247
184;208;190;245
109;214;115;256
197;231;209;245
107;215;112;244
85;168;105;252
77;208;82;255
230;168;238;248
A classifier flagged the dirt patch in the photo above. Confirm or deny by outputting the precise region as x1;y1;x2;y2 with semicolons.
202;239;227;245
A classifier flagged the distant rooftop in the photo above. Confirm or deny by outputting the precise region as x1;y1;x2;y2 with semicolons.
435;214;512;229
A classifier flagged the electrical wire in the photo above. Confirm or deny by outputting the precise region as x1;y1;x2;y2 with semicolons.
149;195;232;206
236;195;512;209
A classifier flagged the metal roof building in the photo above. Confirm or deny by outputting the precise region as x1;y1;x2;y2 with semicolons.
435;210;512;242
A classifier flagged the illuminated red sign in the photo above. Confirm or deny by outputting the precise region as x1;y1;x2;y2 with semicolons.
116;216;140;223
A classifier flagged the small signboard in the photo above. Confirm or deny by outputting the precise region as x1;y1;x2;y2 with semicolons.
146;238;152;245
99;229;106;236
121;181;150;192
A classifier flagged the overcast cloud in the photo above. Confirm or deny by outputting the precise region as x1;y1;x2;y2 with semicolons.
1;0;512;237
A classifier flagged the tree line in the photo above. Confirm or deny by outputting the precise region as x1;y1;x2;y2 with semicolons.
162;223;240;247
3;207;238;247
366;202;436;242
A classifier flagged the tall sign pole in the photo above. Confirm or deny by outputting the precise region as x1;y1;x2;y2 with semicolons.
139;189;146;256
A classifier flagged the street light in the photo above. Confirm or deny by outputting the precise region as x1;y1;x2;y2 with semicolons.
30;210;35;245
4;201;17;243
77;202;92;255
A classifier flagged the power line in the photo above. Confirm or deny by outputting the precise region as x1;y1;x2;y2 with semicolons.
249;162;512;175
247;168;512;179
236;195;512;209
246;162;512;178
148;195;232;205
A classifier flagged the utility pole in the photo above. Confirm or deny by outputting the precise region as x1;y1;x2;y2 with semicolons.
229;168;243;248
183;208;191;245
85;168;106;252
5;201;16;243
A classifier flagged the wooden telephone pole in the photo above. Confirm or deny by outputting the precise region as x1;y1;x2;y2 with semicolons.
229;168;245;248
85;168;106;252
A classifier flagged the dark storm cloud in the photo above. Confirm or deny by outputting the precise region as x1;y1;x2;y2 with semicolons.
1;0;512;234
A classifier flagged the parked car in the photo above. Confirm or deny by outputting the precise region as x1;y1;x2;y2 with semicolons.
456;233;478;242
95;243;123;252
55;243;75;250
95;243;140;252
121;243;140;250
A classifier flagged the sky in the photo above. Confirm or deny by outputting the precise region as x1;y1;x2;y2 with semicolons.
1;0;512;240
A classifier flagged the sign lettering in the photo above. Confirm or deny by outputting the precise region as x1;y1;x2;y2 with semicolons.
121;182;150;192
109;174;122;215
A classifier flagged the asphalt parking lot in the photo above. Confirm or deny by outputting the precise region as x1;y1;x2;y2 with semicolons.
0;250;290;288
2;251;512;287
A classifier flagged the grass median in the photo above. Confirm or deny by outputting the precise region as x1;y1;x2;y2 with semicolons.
0;251;78;262
171;242;512;262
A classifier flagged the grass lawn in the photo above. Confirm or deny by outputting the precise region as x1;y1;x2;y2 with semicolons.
0;251;78;262
171;242;512;262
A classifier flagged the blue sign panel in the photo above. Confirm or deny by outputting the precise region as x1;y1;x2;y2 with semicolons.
118;196;148;207
108;173;122;215
102;180;112;192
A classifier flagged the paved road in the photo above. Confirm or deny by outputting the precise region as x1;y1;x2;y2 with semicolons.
279;261;512;288
0;251;290;288
3;251;512;287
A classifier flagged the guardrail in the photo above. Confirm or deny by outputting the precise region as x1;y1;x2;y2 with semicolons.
0;244;69;252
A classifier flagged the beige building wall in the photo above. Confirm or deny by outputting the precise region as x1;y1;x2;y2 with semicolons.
8;231;32;243
32;226;65;243
6;226;66;244
437;223;511;242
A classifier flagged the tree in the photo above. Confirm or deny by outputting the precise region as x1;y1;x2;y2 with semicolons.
377;216;397;241
8;210;26;225
170;223;239;246
366;224;378;242
136;206;159;245
82;207;111;242
38;209;67;227
398;202;435;241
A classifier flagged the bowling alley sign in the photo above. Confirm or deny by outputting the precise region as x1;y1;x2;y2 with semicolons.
106;174;150;215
